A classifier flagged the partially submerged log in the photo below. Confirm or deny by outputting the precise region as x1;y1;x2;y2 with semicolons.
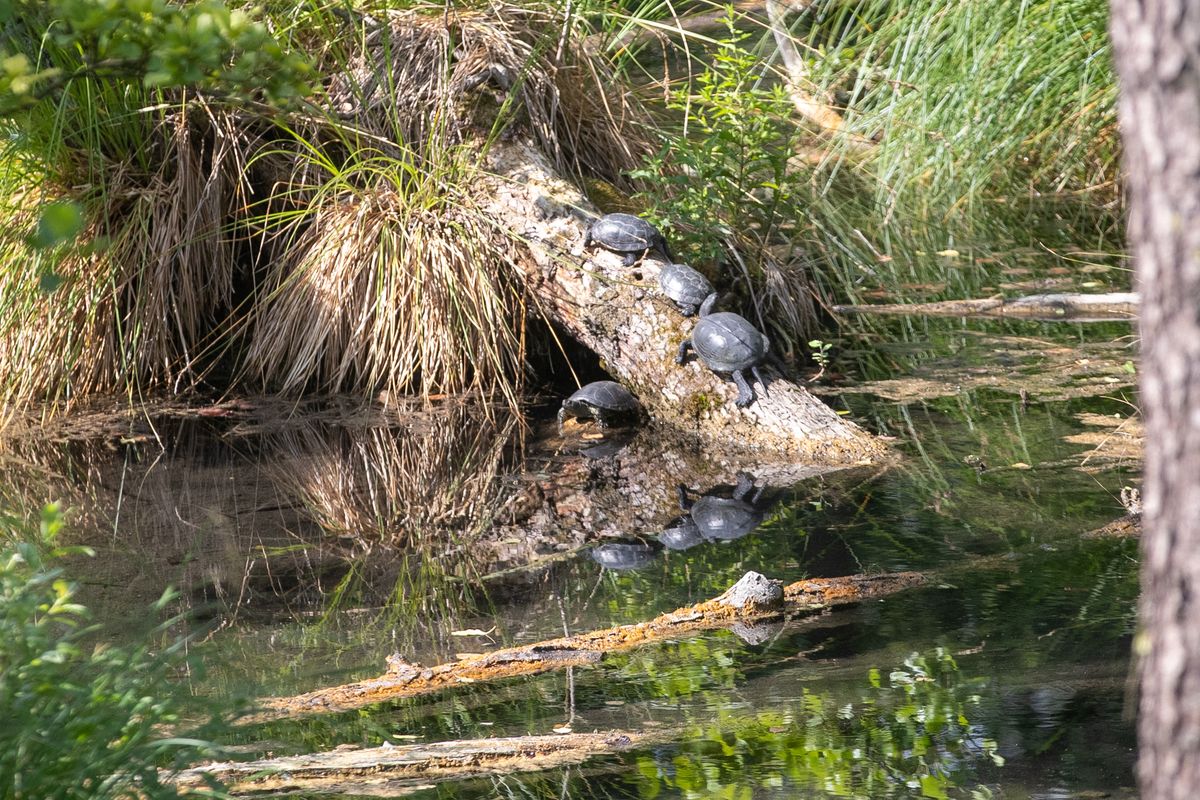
478;141;885;462
241;569;924;724
176;729;672;794
833;292;1139;321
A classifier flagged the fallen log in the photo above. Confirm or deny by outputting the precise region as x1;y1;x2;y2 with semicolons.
240;569;925;725
175;728;672;794
833;292;1139;321
478;140;885;462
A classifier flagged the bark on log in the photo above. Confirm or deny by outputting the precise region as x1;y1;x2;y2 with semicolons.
477;140;885;462
240;569;924;724
175;729;672;794
833;292;1139;321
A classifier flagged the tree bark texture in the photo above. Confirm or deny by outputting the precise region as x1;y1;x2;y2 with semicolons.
477;140;886;462
1110;3;1200;797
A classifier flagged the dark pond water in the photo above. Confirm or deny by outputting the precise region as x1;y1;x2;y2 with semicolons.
1;316;1140;799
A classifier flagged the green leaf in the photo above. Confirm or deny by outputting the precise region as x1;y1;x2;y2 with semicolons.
920;774;949;799
30;202;84;249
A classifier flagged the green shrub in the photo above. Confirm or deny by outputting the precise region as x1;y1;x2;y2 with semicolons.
0;505;222;799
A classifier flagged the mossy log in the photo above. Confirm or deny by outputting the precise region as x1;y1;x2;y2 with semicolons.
477;140;885;462
240;569;925;725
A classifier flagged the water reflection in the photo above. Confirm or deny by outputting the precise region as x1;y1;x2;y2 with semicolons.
590;540;664;571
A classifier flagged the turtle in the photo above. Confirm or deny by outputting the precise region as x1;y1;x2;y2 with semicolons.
590;541;663;571
557;380;642;431
583;213;672;267
680;473;766;543
658;515;704;551
658;264;716;316
675;293;770;407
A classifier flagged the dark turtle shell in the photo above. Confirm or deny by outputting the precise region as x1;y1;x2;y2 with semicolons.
559;380;641;428
691;496;764;542
590;541;662;570
659;264;715;316
585;213;672;263
658;516;704;551
692;312;768;373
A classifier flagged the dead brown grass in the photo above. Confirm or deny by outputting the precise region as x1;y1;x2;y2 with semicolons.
327;3;651;184
0;102;253;413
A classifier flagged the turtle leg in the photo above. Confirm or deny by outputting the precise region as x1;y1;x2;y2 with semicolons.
733;472;755;501
732;370;755;407
751;364;770;398
676;338;693;365
680;302;697;317
556;407;567;434
583;227;594;250
677;484;692;511
656;237;674;263
623;251;639;267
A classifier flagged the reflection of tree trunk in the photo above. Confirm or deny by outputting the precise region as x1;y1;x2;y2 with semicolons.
1110;3;1200;797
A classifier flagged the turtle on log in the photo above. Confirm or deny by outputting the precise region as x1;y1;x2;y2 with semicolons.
659;263;716;316
558;380;643;431
676;294;770;408
583;213;672;267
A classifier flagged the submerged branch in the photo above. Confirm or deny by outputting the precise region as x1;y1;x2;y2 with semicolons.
833;292;1139;321
240;569;925;724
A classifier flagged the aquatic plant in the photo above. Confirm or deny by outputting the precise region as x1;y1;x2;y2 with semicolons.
635;648;999;799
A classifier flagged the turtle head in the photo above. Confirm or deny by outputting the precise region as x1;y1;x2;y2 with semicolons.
699;292;719;317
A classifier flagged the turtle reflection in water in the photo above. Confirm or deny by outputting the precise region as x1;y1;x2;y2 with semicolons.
672;472;768;545
590;540;663;571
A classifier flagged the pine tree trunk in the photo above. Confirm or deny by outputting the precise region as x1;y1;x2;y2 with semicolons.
1110;2;1200;797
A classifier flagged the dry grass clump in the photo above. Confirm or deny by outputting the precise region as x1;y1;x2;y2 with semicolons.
242;162;526;404
3;3;656;414
0;104;252;413
326;2;650;184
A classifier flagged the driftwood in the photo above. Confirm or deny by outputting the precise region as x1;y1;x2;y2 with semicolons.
175;729;674;794
241;569;925;724
833;292;1139;321
766;0;855;138
478;140;885;461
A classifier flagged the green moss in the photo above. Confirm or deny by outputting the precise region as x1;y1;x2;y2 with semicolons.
686;392;716;417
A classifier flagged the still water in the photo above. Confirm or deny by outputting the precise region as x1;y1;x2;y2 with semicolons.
2;316;1139;799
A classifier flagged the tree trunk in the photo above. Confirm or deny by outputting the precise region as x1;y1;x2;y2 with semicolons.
477;140;885;462
1109;3;1200;797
